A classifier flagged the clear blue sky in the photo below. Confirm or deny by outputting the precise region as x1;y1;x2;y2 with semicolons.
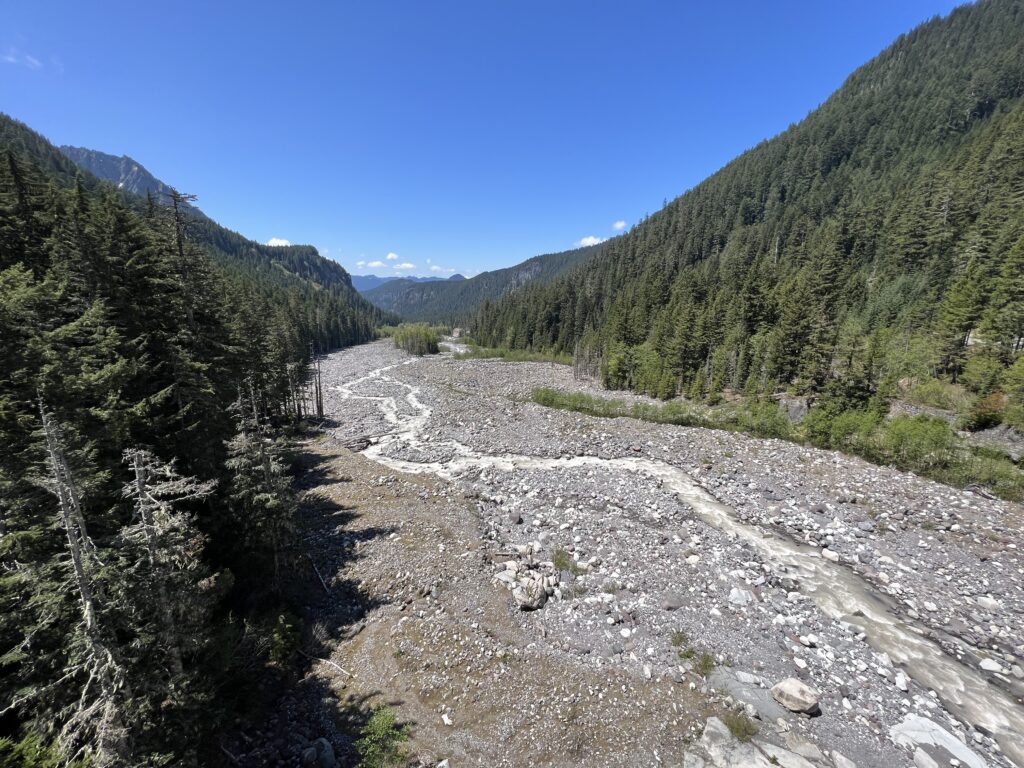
2;0;964;277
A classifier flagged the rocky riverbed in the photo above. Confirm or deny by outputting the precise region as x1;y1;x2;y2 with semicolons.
312;340;1023;768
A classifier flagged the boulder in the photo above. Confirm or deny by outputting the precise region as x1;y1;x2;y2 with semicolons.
770;678;820;714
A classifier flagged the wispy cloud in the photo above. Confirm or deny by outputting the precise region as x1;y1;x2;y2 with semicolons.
267;237;291;246
356;260;367;268
386;252;399;260
612;220;627;231
575;235;606;247
3;47;44;70
430;265;456;273
367;260;387;268
393;262;416;270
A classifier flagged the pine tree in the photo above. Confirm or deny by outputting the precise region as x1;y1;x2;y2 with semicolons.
224;383;296;590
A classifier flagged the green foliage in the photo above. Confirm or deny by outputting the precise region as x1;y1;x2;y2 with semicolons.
363;244;602;323
391;324;440;355
355;706;410;768
531;386;1023;500
961;392;1007;431
453;344;572;365
0;734;83;768
722;712;759;742
960;354;1005;395
905;379;970;412
552;548;583;575
0;113;382;766
884;415;957;470
269;612;302;664
694;651;717;676
472;0;1024;420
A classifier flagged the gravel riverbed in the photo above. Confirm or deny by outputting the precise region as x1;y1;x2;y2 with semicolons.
315;340;1024;768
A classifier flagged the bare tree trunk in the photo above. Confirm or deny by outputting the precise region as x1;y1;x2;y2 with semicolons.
129;451;184;679
40;403;129;767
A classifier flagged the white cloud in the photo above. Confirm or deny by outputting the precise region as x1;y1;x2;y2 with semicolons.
356;260;366;268
386;252;399;260
367;260;386;268
575;235;606;247
3;48;43;70
612;220;627;231
267;237;291;247
393;262;416;270
426;258;432;264
430;265;456;273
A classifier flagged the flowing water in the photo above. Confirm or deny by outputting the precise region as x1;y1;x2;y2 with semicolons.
332;361;1024;767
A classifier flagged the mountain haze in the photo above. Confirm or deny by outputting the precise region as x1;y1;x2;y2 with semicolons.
364;242;605;322
350;273;463;293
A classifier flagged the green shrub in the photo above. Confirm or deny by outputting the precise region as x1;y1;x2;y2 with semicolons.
0;734;81;768
269;612;302;664
392;324;440;355
960;354;1004;395
827;409;881;454
1003;357;1024;401
906;378;970;411
454;345;572;365
1004;403;1024;431
722;712;759;742
694;651;716;676
356;705;410;768
737;400;791;439
883;415;956;470
962;391;1007;431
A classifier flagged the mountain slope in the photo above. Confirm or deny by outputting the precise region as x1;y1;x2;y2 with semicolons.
59;145;199;213
350;273;460;293
363;243;604;322
472;0;1024;410
0;116;394;347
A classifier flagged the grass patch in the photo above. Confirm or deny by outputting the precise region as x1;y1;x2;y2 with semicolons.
722;712;759;742
454;344;572;365
671;630;690;647
552;548;584;575
694;651;717;676
530;387;1023;502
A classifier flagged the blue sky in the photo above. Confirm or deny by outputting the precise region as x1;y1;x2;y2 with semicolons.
3;1;964;277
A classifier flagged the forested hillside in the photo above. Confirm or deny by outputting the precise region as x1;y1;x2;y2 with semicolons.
0;115;385;766
364;242;604;322
472;0;1024;431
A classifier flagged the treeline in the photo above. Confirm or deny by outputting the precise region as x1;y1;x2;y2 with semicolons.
0;121;377;765
472;0;1024;439
363;243;602;323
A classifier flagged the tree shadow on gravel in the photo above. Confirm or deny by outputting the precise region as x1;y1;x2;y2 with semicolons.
214;437;400;767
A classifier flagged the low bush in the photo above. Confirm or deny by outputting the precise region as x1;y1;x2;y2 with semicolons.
356;705;410;768
392;324;440;355
454;344;572;365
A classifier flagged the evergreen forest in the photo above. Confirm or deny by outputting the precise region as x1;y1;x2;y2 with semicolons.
471;0;1024;445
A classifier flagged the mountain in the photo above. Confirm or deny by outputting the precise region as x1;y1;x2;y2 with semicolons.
472;0;1024;414
363;243;604;322
59;145;200;213
350;273;462;293
35;127;394;345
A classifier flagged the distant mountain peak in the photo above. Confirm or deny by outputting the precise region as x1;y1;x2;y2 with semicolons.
58;145;202;214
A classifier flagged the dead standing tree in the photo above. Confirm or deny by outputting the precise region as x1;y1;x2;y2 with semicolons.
38;402;130;767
